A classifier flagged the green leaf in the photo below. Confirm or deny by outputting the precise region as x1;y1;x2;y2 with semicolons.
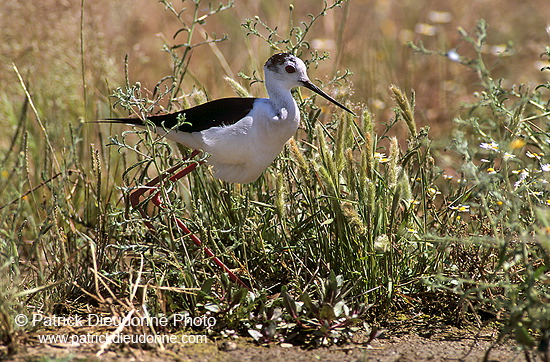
282;288;298;319
319;303;336;321
300;292;319;316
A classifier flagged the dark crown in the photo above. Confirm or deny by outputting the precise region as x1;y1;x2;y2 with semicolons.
265;53;294;71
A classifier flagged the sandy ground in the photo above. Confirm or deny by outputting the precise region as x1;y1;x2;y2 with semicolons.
2;323;538;362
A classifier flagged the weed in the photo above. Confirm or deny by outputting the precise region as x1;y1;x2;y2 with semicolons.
411;20;550;356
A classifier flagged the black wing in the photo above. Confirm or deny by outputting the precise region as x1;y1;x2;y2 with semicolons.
104;97;257;133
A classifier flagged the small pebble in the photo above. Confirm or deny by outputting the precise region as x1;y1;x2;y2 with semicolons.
219;341;237;351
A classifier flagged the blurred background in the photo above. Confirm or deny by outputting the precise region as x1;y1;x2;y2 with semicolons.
1;0;549;139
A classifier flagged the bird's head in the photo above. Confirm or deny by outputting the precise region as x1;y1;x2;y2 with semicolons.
264;53;354;115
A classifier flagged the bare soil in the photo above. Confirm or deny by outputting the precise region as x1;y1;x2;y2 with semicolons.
2;322;538;362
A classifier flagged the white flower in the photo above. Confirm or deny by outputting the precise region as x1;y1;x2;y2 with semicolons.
415;23;437;36
503;152;515;160
514;169;529;189
480;141;499;151
374;152;390;163
450;204;470;212
427;187;441;197
526;151;542;160
428;11;452;24
447;50;460;62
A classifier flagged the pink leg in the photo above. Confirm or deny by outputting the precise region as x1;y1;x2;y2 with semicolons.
130;149;203;228
130;150;250;290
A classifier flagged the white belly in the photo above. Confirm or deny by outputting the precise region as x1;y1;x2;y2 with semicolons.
161;101;299;183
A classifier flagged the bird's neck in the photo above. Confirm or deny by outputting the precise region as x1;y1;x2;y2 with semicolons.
265;81;300;124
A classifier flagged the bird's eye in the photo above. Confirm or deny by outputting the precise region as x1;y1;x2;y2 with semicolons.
285;65;296;73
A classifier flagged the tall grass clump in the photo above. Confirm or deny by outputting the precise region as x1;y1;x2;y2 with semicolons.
410;20;549;357
102;0;447;345
0;1;126;352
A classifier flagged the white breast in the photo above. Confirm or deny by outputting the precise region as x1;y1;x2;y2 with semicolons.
164;98;299;184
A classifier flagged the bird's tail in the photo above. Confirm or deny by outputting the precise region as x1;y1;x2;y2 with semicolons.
96;113;183;130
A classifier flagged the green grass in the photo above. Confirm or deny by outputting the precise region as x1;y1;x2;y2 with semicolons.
0;0;548;358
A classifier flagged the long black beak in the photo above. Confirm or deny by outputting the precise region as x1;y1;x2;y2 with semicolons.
301;80;355;116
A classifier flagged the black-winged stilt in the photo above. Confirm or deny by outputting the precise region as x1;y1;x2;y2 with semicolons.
103;52;354;288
